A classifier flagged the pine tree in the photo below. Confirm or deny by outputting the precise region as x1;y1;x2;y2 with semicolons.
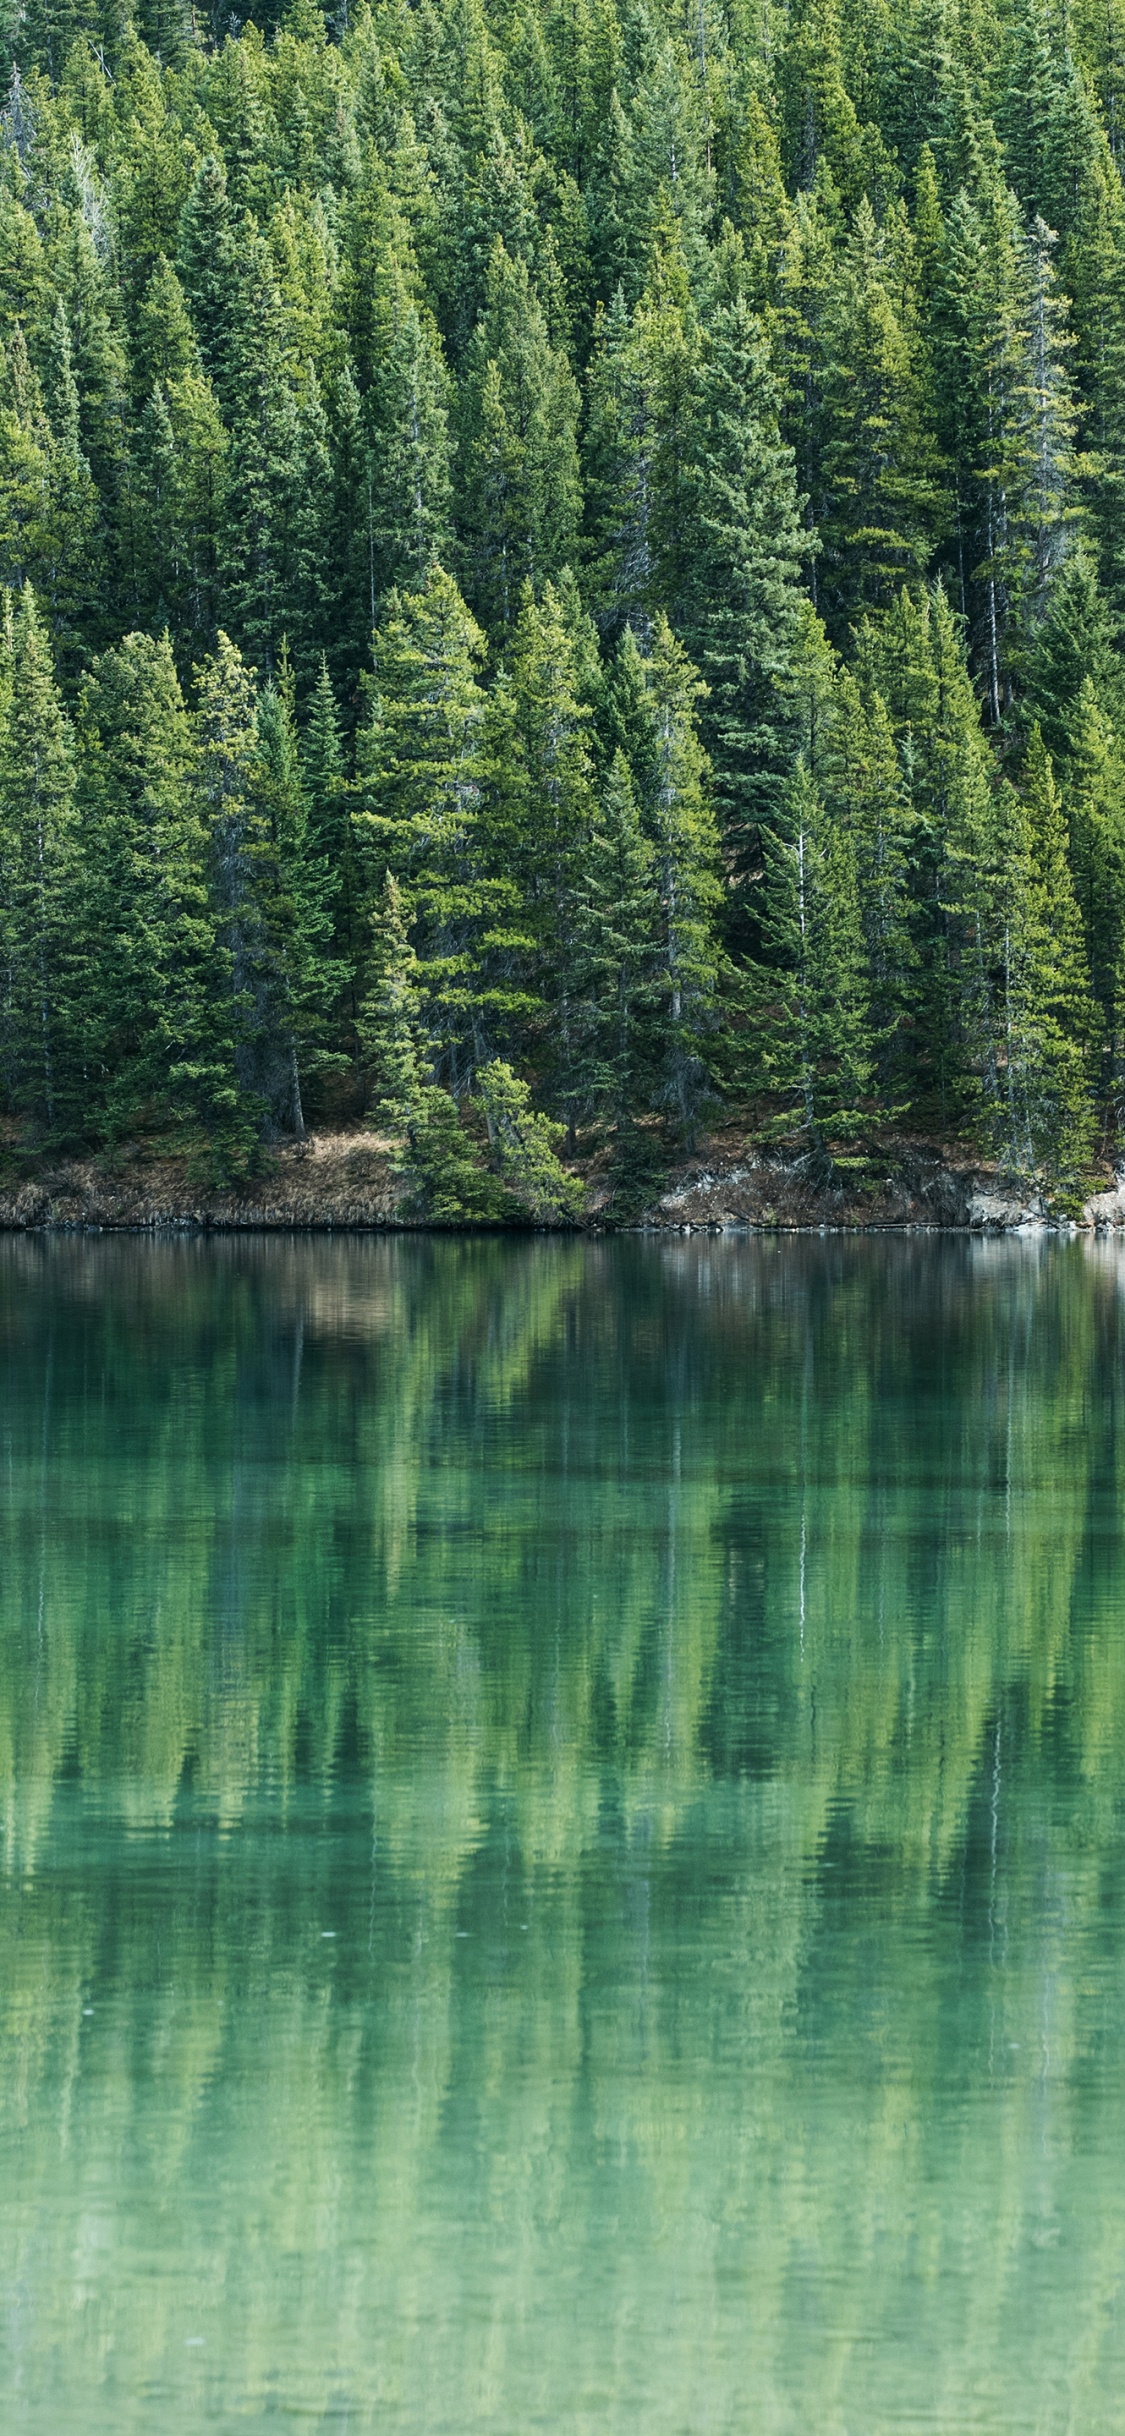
1024;721;1099;1053
619;36;715;273
176;156;241;409
680;256;807;904
859;585;1003;1126
937;182;1081;720
136;365;228;668
750;759;874;1169
367;290;454;599
76;629;239;1147
622;616;723;1135
194;631;304;1142
829;659;914;1098
488;574;600;1121
254;650;339;1118
38;303;102;668
779;0;870;207
1064;673;1125;1078
966;766;1096;1189
52;218;133;641
0;587;85;1138
458;238;581;635
302;652;361;1071
571;744;659;1126
221;233;331;683
322;359;375;708
359;869;423;1127
476;1058;583;1217
1024;540;1121;766
359;868;508;1220
814;196;945;632
355;564;510;1089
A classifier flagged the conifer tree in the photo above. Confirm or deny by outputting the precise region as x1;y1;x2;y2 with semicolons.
39;304;102;668
254;652;339;1114
360;869;424;1128
488;575;600;1119
177;156;241;409
829;661;914;1096
1064;674;1125;1074
571;745;660;1128
680;257;806;903
0;587;85;1136
750;758;874;1169
359;868;507;1220
937;183;1081;719
302;652;361;1069
1024;721;1099;1047
355;565;509;1087
458;238;582;635
814;197;945;631
367;292;455;600
965;765;1096;1188
221;234;332;682
620;616;723;1134
76;630;238;1146
476;1058;583;1217
194;631;304;1141
321;360;375;707
1024;542;1121;766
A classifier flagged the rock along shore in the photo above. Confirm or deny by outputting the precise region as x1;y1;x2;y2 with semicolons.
4;1129;1125;1234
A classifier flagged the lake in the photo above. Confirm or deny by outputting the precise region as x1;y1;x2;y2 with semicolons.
2;1233;1125;2433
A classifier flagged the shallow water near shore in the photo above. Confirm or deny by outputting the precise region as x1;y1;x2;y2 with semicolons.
2;1233;1125;2433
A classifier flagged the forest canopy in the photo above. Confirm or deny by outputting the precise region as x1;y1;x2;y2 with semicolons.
2;0;1125;1209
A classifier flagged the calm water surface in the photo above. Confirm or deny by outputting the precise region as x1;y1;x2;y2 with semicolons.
2;1233;1125;2433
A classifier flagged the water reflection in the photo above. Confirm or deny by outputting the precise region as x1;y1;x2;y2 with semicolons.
2;1236;1125;2431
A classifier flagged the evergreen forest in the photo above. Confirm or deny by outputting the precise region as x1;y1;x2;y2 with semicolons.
4;0;1125;1212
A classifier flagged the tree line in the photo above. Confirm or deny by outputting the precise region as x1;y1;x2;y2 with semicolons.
4;0;1125;1208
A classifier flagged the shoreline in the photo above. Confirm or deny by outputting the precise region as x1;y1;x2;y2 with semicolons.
4;1131;1125;1236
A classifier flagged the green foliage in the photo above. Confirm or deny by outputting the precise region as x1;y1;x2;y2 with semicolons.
476;1056;584;1218
77;628;239;1146
750;757;874;1166
7;0;1125;1199
0;586;85;1137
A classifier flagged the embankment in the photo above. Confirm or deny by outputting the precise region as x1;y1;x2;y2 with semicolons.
4;1130;1125;1232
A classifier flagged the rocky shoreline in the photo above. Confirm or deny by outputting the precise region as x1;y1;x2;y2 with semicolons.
3;1129;1125;1234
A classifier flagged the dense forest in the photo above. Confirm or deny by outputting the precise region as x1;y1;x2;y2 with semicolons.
3;0;1125;1211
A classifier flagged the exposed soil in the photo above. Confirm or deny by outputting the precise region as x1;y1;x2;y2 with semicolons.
3;1126;1124;1232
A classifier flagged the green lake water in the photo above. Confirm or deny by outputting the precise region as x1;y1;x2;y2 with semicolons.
3;1233;1125;2434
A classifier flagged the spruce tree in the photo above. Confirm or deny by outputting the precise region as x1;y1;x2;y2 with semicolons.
0;587;85;1138
1064;673;1125;1080
489;574;600;1122
476;1058;583;1217
355;564;509;1088
254;651;339;1119
1024;542;1121;767
571;744;660;1128
359;868;507;1220
194;631;304;1142
367;291;454;599
302;653;361;1072
76;630;238;1148
458;238;582;636
829;660;914;1099
680;258;807;907
176;156;241;409
750;758;874;1171
621;616;723;1135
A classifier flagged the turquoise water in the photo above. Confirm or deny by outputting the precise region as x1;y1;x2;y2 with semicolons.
2;1233;1125;2433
